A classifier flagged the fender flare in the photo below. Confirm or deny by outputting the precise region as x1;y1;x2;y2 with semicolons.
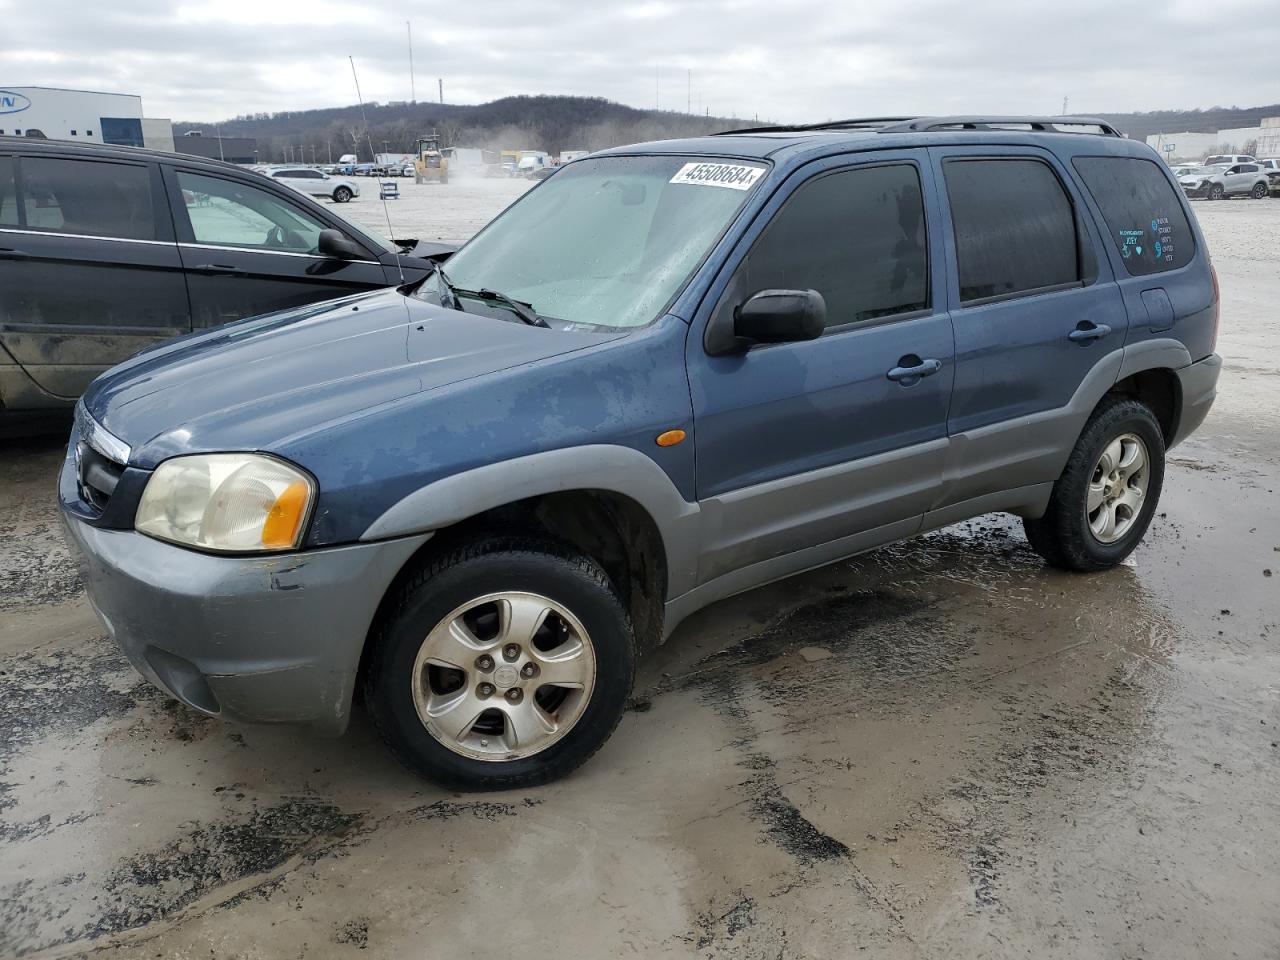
359;444;703;597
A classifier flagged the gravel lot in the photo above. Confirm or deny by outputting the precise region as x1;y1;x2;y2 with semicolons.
0;188;1277;959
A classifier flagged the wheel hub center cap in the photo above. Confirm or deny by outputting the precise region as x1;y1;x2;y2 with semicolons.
493;664;520;689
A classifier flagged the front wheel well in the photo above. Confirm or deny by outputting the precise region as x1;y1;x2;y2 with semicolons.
1106;368;1180;446
360;490;668;689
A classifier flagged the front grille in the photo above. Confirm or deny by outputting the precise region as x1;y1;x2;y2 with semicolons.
75;441;124;512
73;402;130;514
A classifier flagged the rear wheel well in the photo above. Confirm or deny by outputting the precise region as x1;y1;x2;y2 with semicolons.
360;491;668;688
1106;368;1179;445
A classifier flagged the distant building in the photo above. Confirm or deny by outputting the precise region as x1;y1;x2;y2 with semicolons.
1147;118;1278;162
171;131;258;165
0;85;172;149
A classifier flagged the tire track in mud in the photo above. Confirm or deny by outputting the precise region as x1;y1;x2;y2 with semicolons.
647;525;1173;926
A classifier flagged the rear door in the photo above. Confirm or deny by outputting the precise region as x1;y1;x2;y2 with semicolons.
0;151;190;401
928;147;1128;511
165;166;394;329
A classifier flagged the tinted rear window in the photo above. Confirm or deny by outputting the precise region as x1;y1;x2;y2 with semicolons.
19;157;155;240
944;159;1079;303
1073;157;1194;276
0;157;16;226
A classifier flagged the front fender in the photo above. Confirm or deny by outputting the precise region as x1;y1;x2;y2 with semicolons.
359;444;703;598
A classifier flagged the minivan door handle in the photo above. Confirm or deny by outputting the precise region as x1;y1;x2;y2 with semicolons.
1068;321;1112;342
0;246;29;260
191;263;246;275
886;356;943;384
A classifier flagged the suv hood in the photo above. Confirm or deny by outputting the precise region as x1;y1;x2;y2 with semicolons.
85;289;616;468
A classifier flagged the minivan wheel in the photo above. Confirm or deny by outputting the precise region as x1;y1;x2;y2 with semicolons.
364;537;635;790
1251;182;1269;199
333;186;353;203
1023;397;1166;572
1208;183;1226;200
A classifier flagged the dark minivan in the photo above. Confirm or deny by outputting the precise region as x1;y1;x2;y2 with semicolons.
0;138;448;424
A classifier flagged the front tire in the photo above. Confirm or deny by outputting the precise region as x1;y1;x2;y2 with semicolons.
364;538;635;790
1023;397;1166;572
1209;183;1226;200
333;186;353;203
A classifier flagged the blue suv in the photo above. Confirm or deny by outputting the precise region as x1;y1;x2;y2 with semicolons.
60;116;1222;790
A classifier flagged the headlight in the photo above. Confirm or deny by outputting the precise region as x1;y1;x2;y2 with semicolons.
136;454;315;553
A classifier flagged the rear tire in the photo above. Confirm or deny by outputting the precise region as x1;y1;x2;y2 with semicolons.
333;186;353;203
1023;397;1165;572
364;537;635;791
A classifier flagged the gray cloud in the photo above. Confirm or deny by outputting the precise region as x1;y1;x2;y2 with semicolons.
2;0;1278;122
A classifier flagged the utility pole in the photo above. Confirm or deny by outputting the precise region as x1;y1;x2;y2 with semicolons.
326;141;332;163
438;78;443;105
655;65;659;111
687;69;691;114
1062;95;1069;115
407;21;416;102
214;122;225;162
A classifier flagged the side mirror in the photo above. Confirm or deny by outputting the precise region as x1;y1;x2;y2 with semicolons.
317;229;364;261
734;289;826;346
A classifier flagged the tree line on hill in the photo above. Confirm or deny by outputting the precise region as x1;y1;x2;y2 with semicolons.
174;95;748;163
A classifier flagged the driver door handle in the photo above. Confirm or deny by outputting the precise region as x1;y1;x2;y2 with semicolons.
191;263;246;275
1068;321;1112;342
0;246;29;260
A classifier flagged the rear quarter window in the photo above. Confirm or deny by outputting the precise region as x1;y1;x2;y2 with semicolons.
1072;157;1194;276
18;157;156;240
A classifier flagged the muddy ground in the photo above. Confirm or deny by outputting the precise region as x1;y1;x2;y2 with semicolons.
1;189;1277;959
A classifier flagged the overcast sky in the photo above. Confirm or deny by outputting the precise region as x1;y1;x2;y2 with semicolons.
3;0;1278;123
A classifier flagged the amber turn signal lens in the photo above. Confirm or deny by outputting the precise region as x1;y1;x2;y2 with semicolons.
655;429;686;447
261;480;311;548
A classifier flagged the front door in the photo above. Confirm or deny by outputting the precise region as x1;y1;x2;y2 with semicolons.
687;151;954;585
0;153;190;402
926;147;1129;510
165;167;394;330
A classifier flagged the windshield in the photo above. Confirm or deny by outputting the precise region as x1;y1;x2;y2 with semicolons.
414;154;767;330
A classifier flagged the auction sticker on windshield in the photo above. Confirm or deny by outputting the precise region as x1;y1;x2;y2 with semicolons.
670;162;764;190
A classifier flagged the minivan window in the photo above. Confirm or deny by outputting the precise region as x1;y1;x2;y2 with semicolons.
944;158;1079;303
1072;156;1194;276
19;157;155;240
716;163;929;329
419;155;767;330
176;171;326;253
0;157;17;226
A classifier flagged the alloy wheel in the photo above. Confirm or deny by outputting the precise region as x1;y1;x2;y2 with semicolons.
410;592;596;761
1086;433;1149;544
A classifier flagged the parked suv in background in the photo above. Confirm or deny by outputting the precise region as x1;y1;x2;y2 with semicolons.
264;166;361;203
1180;161;1272;199
0;138;453;425
1202;154;1254;166
61;117;1221;790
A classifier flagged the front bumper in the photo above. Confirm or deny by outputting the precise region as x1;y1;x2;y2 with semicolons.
60;454;428;734
1182;183;1211;198
1171;353;1222;448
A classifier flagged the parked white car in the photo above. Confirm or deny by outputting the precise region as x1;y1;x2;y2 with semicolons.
1202;154;1255;167
264;167;361;203
1179;162;1272;200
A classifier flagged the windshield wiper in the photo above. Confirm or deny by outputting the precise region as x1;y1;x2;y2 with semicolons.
434;265;464;312
456;286;550;328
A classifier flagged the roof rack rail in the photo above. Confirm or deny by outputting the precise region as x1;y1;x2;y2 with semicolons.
876;116;1123;137
713;117;915;136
